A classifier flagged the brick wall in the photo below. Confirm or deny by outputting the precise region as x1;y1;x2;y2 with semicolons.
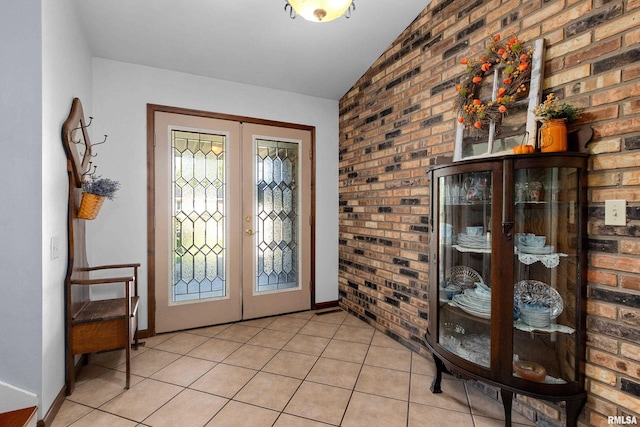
337;0;640;425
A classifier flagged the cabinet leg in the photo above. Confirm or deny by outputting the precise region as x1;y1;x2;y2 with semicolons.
500;389;513;427
566;398;586;427
430;355;448;394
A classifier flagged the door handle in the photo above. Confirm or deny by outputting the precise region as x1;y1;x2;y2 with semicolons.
245;228;257;236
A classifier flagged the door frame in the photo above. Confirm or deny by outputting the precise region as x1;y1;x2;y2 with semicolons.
146;104;316;335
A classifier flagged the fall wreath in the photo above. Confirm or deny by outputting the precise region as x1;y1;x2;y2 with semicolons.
455;34;535;130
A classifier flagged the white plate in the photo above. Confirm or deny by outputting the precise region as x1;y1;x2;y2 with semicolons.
455;303;491;319
519;245;554;255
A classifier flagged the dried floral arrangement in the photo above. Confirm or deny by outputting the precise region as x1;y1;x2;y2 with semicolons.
455;34;535;130
533;93;581;122
82;176;120;200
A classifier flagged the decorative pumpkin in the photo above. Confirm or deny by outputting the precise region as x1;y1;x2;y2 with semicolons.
513;144;534;155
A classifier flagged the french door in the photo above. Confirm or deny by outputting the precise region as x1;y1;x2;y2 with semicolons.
151;109;312;333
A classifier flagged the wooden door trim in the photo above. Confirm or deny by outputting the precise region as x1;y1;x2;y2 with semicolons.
146;103;316;335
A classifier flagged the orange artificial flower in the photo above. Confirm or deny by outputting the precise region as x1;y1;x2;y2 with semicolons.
497;87;506;96
474;121;482;129
493;34;501;41
481;63;491;72
472;76;483;83
520;54;529;61
497;48;505;55
458;117;465;123
461;58;469;65
518;62;529;71
503;78;512;85
499;105;507;113
473;99;482;105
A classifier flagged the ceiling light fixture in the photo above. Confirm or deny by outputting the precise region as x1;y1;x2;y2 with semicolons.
284;0;355;22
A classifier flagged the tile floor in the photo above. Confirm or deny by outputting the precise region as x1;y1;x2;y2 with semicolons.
53;309;537;426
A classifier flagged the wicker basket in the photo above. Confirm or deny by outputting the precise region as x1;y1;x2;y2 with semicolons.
78;193;105;220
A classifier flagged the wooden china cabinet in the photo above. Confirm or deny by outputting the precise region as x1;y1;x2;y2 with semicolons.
425;152;588;427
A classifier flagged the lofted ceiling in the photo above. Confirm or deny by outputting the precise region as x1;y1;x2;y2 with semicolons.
73;0;432;101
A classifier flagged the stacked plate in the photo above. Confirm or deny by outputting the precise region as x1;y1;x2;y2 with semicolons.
519;245;555;255
452;284;492;319
514;280;564;328
519;304;552;328
457;232;491;249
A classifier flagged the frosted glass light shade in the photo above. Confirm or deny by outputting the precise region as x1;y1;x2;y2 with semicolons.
287;0;354;22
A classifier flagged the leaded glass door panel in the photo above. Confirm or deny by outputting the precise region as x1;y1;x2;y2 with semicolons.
153;112;311;332
241;123;311;320
154;112;242;333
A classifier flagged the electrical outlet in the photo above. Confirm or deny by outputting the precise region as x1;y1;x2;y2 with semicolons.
605;200;626;226
51;236;60;260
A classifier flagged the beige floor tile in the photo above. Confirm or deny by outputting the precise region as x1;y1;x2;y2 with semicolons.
118;348;181;378
341;314;371;328
262;350;318;379
408;402;474;427
68;369;141;408
189;363;257;398
409;375;470;413
186;324;230;338
247;328;295;349
242;316;276;328
89;349;127;369
342;391;408;427
364;344;412;372
298;320;340;338
321;339;369;364
285;310;317;320
214;324;263;343
222;344;278;370
150;355;216;387
370;331;407;349
411;353;436;376
234;372;302;411
205;400;279;427
312;310;348;324
142;388;227;427
333;324;375;344
306;357;361;389
466;384;536;425
273;413;333;426
355;365;410;401
99;379;182;422
266;316;309;333
75;363;112;385
50;400;93;427
282;334;330;356
142;333;178;349
68;409;138;427
284;381;352;425
152;332;209;355
186;337;242;362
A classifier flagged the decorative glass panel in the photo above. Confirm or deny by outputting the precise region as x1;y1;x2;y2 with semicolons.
255;139;299;293
172;130;226;302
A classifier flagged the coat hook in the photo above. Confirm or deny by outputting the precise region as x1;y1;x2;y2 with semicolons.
82;163;97;178
92;134;108;147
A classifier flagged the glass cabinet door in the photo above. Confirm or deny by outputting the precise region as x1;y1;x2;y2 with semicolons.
436;170;493;368
511;166;581;385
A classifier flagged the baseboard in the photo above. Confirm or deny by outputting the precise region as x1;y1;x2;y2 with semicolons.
313;300;339;310
37;386;66;427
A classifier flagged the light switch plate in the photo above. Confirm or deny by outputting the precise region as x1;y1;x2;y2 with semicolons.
605;200;626;226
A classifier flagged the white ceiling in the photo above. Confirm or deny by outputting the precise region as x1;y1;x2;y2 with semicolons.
73;0;432;100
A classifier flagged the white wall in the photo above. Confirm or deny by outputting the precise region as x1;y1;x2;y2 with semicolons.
0;0;43;411
42;0;93;416
91;58;340;329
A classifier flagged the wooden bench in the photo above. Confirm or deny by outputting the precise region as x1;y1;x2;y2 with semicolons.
62;98;140;394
